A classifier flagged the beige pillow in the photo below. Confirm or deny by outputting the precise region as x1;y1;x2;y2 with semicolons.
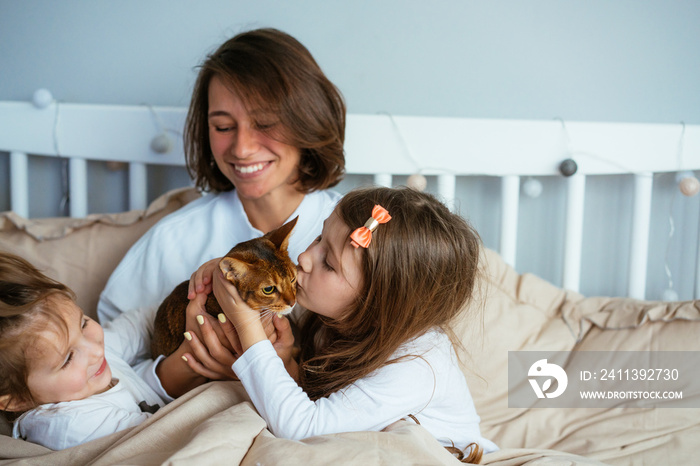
0;187;201;320
455;247;700;464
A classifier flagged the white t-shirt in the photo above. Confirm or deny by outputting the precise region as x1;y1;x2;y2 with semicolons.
233;328;499;454
13;307;171;450
97;189;341;325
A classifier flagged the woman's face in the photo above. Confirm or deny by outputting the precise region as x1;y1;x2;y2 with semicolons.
207;75;302;203
24;297;112;407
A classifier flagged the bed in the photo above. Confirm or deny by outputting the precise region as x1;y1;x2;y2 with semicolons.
1;97;699;465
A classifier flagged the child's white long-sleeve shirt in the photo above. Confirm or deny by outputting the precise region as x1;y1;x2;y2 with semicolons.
233;328;498;454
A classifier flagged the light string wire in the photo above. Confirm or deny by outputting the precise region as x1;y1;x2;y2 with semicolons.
52;101;72;216
145;103;183;137
663;122;687;297
380;111;454;175
556;117;653;178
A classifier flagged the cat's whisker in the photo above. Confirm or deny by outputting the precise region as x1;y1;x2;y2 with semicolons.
235;314;267;328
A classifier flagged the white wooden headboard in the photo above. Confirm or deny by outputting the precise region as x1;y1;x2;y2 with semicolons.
1;100;699;301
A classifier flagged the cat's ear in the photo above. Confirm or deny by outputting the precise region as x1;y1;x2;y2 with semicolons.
266;216;298;251
219;257;248;282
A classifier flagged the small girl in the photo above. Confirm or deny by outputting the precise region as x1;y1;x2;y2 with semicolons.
0;252;179;450
190;186;498;462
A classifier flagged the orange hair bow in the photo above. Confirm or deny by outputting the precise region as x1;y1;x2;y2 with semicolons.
350;204;392;249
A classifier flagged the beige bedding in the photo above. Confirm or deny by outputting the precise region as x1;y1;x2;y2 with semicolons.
1;187;698;465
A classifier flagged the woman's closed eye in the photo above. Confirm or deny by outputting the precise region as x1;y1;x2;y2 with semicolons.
214;125;236;133
253;121;278;131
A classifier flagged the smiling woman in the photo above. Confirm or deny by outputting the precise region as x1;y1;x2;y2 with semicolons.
96;30;348;393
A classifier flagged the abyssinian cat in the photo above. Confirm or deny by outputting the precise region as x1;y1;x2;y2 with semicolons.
151;216;298;358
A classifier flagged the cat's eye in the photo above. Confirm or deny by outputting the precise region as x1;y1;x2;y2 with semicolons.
290;276;296;284
262;286;276;295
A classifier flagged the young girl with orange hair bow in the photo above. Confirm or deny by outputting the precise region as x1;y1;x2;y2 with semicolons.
187;186;498;462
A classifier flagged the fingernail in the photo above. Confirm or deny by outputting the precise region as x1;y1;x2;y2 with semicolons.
184;331;192;341
181;355;188;362
196;315;204;325
218;313;226;323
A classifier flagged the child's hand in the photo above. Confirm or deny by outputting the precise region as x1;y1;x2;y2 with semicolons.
272;315;300;381
187;257;222;299
212;270;267;352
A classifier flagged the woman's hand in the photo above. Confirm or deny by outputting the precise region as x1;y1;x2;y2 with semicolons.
183;285;235;353
187;257;221;299
180;306;240;381
212;270;268;352
156;293;211;397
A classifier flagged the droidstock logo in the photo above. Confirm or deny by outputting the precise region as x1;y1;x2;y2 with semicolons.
528;359;568;399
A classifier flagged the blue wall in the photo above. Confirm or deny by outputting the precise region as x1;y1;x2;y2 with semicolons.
1;0;698;123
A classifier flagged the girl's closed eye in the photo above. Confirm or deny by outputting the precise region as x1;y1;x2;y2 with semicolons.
62;352;74;369
62;317;90;369
322;258;334;272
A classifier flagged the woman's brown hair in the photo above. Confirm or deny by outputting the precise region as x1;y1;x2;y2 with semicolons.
185;28;346;193
297;186;482;401
0;252;74;412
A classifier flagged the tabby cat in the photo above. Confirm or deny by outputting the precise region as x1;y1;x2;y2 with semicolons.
151;216;298;358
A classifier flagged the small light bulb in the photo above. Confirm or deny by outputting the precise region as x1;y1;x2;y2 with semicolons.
662;288;679;302
559;159;578;177
32;88;53;109
407;174;427;191
522;178;543;198
150;133;172;153
679;176;700;197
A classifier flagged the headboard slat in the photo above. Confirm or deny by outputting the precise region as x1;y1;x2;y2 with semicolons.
69;158;88;218
695;226;700;300
10;151;29;218
563;174;586;292
437;174;456;211
628;173;653;299
373;174;392;187
499;175;520;268
129;162;148;211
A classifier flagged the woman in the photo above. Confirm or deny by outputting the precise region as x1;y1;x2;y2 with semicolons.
96;29;345;392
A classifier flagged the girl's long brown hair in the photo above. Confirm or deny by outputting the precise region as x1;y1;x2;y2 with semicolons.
297;186;481;401
185;28;346;193
0;252;74;412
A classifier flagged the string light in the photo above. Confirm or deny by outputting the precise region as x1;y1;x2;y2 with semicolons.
522;177;543;198
32;88;54;109
146;104;177;154
32;89;70;215
660;122;697;301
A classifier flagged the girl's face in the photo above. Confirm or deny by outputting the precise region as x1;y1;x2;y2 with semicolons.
207;75;302;203
24;297;112;407
296;211;363;320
